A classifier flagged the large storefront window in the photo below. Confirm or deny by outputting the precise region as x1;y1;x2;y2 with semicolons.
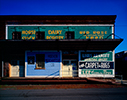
26;51;60;77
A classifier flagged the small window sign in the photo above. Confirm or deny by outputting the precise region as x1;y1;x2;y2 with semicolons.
28;56;35;64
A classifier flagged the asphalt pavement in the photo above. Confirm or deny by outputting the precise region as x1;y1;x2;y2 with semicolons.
0;87;127;100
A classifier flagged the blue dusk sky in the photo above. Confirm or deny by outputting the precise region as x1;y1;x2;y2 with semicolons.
0;0;127;53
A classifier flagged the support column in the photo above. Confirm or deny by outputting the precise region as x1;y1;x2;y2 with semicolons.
2;61;4;77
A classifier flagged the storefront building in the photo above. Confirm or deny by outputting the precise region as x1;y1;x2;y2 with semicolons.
0;15;123;80
115;51;127;79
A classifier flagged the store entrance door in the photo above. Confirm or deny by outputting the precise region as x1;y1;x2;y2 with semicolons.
62;60;78;77
10;65;19;77
10;60;25;77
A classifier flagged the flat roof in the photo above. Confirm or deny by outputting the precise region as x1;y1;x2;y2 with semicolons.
0;15;116;24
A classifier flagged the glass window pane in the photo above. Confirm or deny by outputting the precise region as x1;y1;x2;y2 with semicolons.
36;54;45;69
11;60;17;65
65;32;74;39
36;32;45;39
28;56;35;64
63;61;69;65
71;61;77;66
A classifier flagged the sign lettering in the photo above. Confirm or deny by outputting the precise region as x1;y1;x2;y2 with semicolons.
46;36;64;39
48;30;62;34
81;69;113;75
81;52;113;61
8;26;112;39
79;61;114;69
22;30;36;40
79;31;108;39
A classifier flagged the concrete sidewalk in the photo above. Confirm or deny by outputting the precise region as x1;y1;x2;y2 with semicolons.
1;77;127;85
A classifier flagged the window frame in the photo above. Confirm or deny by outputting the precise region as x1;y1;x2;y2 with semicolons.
12;32;21;40
27;56;35;64
36;32;45;39
65;31;75;39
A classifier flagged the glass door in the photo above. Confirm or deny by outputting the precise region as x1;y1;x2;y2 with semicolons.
10;60;19;77
62;59;77;77
10;60;25;77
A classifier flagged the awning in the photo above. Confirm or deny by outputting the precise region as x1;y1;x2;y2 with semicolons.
0;39;123;51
